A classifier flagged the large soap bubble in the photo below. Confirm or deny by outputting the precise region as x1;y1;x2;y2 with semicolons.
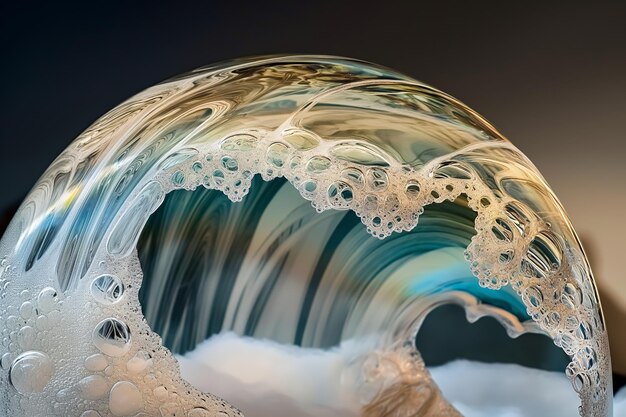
0;55;612;416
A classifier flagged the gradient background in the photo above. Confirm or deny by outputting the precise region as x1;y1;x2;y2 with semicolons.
1;0;624;384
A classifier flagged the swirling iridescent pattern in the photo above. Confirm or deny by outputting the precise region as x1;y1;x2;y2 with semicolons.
0;55;612;416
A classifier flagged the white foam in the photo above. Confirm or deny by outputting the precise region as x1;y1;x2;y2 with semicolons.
176;333;363;417
430;360;579;417
177;333;625;417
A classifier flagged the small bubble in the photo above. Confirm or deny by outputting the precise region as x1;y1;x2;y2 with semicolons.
384;194;400;212
557;332;577;355
302;180;317;193
9;351;53;394
220;156;239;172
328;184;338;198
153;385;168;400
577;321;594;340
405;181;420;198
327;181;354;207
35;315;49;331
159;402;179;416
266;142;289;167
289;156;301;169
220;133;257;151
80;411;102;417
37;287;58;313
109;381;143;416
127;350;153;374
364;195;378;211
341;167;365;186
341;187;353;202
90;275;125;305
573;373;589;393
19;301;34;319
171;170;186;186
562;283;583;309
78;374;109;400
544;311;561;328
498;250;513;264
523;286;543;308
305;155;331;173
84;353;108;372
367;168;388;190
6;315;19;328
48;309;61;326
282;130;319;150
92;318;132;357
56;387;73;402
192;161;203;173
1;352;13;370
17;326;36;349
212;170;225;185
189;408;212;417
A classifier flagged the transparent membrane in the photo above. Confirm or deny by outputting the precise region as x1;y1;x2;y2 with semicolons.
0;55;612;416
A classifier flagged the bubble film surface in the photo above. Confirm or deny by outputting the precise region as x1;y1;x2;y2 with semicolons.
0;55;612;416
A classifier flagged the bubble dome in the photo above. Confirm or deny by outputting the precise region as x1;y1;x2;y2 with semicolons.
0;55;613;416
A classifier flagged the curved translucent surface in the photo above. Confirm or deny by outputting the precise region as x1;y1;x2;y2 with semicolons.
0;55;612;416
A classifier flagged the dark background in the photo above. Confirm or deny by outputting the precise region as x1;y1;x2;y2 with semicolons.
1;0;625;386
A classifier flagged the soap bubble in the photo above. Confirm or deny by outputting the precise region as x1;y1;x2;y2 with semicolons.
0;55;613;416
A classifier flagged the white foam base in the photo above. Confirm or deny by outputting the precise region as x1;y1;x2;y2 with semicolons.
176;333;625;417
431;361;577;417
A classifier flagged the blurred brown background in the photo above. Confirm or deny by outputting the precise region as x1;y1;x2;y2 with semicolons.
1;0;624;384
